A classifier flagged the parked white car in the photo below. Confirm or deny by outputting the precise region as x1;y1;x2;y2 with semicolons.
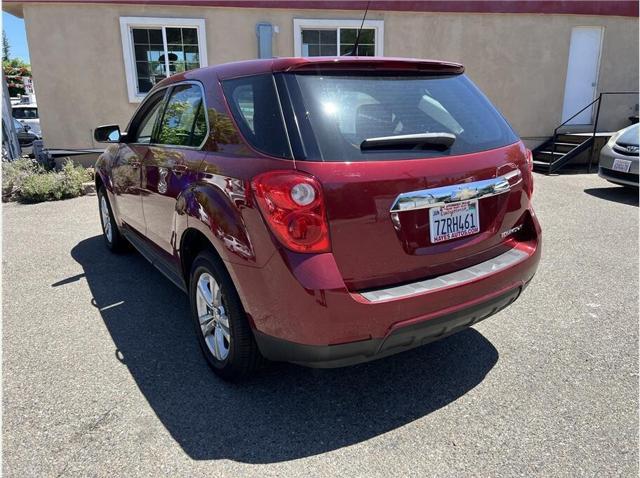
598;123;639;188
12;103;41;137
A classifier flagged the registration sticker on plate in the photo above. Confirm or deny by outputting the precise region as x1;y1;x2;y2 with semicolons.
612;158;632;173
429;199;480;244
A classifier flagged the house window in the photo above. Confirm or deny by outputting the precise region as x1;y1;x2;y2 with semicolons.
294;19;384;57
120;17;208;102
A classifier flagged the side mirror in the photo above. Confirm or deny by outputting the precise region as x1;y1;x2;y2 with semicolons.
94;124;121;143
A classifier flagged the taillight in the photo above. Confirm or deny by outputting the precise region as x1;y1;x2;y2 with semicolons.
525;148;534;171
251;171;331;253
525;148;534;197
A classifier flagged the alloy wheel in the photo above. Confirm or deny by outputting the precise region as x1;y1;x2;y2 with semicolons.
195;272;231;361
100;195;112;243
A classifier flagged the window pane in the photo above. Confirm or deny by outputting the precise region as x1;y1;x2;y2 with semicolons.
357;44;375;56
340;28;357;44
302;30;319;44
136;61;150;77
319;30;337;43
132;28;148;43
132;28;165;94
156;84;206;147
184;46;199;63
166;27;181;44
301;28;337;57
149;29;162;44
130;25;200;94
358;29;375;43
167;46;185;62
182;28;198;44
222;74;291;158
148;45;164;61
164;27;200;77
137;78;153;94
339;29;375;56
169;62;186;74
340;44;375;56
320;45;337;56
134;45;151;61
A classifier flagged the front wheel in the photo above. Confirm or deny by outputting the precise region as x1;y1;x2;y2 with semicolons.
189;250;263;381
98;187;128;252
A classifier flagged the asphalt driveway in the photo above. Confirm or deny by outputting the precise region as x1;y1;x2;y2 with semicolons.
2;173;638;477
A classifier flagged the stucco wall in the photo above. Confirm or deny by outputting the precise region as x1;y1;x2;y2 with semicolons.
22;3;639;149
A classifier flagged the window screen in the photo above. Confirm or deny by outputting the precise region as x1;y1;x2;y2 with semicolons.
222;74;291;158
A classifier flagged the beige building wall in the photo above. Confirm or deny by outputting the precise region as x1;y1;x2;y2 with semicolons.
20;3;639;150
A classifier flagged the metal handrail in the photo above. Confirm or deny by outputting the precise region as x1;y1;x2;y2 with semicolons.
548;91;639;173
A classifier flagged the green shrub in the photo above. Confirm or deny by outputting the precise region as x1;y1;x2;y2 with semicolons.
19;172;63;202
1;158;43;200
2;158;93;203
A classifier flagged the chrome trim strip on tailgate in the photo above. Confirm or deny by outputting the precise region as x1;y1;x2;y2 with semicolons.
360;248;528;303
390;170;521;212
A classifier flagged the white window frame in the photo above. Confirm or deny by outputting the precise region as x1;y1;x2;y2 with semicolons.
119;16;208;103
293;18;384;57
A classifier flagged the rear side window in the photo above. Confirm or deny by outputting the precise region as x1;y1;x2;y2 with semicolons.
12;107;38;119
156;83;208;147
285;73;518;161
222;74;291;159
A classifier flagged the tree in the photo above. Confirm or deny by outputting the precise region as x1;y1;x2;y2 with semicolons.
2;31;10;61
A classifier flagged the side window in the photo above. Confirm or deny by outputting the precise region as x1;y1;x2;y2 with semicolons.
156;83;207;147
222;74;291;158
130;90;166;144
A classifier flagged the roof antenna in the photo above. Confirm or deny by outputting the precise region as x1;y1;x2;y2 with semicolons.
347;0;371;56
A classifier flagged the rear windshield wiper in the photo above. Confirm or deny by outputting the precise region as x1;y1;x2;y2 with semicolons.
360;132;456;151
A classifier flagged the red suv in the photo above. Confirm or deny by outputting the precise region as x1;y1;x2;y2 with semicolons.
94;57;541;380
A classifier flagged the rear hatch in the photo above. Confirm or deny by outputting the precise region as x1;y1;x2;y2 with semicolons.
278;61;532;291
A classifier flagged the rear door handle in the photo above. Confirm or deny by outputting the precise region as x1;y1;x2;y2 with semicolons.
172;164;188;177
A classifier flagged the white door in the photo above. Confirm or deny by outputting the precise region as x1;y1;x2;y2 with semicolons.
561;27;604;125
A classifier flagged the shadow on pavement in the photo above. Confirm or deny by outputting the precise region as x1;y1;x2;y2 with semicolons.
584;186;639;206
66;235;498;463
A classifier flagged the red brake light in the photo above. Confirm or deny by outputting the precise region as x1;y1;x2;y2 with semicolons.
251;171;331;253
525;148;534;197
525;148;533;172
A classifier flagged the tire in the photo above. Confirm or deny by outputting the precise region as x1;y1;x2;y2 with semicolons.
189;250;263;381
98;186;128;252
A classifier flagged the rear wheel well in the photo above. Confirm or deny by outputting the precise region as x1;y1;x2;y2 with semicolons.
180;229;219;287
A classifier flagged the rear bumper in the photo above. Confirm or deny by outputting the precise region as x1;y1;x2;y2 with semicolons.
227;209;541;367
254;284;526;368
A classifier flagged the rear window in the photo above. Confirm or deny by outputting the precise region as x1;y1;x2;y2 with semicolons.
222;74;291;159
285;73;517;161
12;107;38;120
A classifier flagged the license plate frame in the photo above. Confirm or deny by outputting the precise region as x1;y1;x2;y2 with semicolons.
612;158;632;173
429;199;480;244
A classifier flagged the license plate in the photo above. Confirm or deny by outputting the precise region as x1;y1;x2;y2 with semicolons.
612;159;632;172
429;199;480;244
